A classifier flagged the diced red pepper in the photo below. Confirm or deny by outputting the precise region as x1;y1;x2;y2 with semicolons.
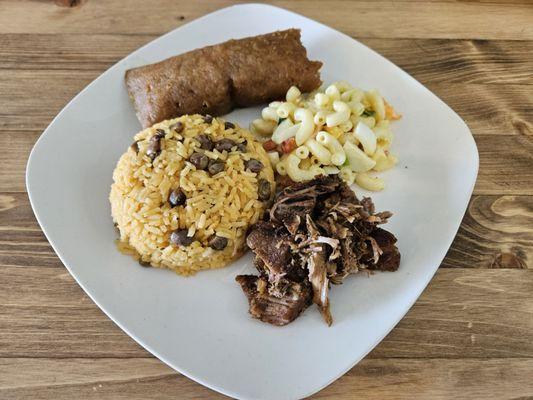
281;137;297;154
262;139;278;152
384;99;401;120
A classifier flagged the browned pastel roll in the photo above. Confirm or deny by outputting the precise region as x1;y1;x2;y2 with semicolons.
125;29;322;128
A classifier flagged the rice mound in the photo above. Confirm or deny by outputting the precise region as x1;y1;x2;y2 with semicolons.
110;114;275;275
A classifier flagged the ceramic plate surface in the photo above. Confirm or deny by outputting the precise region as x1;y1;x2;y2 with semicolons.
26;4;478;400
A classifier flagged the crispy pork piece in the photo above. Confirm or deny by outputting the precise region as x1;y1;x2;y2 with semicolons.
246;221;292;280
237;175;401;326
236;275;312;326
366;228;401;272
126;29;322;128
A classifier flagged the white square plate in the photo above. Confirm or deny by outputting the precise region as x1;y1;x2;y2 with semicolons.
26;4;478;400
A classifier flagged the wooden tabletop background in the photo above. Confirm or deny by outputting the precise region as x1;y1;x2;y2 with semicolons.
1;0;532;399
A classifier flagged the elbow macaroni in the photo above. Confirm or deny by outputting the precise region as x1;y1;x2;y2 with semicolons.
306;138;332;165
252;81;400;190
339;120;353;133
339;167;356;185
295;145;310;160
271;119;296;144
294;108;314;145
286;86;301;103
251;118;277;136
354;121;377;156
277;102;296;119
343;141;376;172
355;172;385;191
323;165;340;175
366;90;386;122
267;151;280;166
285;154;324;181
326;101;350;127
314;93;330;108
372;147;398;172
261;106;279;122
332;81;351;92
316;131;346;166
276;159;288;175
325;84;341;101
269;101;283;109
313;110;328;126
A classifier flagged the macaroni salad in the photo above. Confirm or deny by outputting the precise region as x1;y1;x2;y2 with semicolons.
250;82;401;191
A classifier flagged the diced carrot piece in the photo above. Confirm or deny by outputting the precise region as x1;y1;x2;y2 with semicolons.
281;137;297;154
384;99;401;120
262;139;278;152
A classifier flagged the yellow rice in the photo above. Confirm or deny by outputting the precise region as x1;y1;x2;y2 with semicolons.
110;114;275;275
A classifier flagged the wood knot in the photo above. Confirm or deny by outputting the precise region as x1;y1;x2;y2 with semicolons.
489;251;527;269
512;119;532;136
0;195;16;212
55;0;85;7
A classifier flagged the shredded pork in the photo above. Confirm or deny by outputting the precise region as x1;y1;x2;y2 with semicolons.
236;175;401;326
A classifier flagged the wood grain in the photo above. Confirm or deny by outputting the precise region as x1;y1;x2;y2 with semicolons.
0;70;95;132
0;33;147;71
443;195;533;269
425;84;533;137
1;268;532;359
315;358;533;400
474;135;533;195
1;1;533;398
0;132;41;193
0;193;61;268
1;1;533;40
1;357;533;399
365;38;533;86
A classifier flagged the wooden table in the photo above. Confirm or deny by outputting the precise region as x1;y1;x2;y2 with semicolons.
1;1;532;398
